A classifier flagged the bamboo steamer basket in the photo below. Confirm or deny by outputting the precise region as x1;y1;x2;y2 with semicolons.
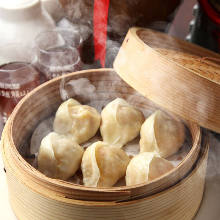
1;68;207;220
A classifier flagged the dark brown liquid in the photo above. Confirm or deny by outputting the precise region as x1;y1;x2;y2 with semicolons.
36;46;81;80
0;62;41;122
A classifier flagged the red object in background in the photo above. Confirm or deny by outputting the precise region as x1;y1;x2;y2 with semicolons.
199;0;220;24
93;0;110;67
199;0;220;51
188;0;220;52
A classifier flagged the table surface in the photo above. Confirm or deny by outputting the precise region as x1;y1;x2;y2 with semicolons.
0;134;220;220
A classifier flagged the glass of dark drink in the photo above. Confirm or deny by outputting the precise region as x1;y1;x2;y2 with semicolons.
0;44;41;124
35;28;82;80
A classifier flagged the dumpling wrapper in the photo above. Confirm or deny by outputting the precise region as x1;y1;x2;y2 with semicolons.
54;98;101;144
38;132;84;180
126;152;174;186
140;110;185;158
81;141;130;187
100;98;145;148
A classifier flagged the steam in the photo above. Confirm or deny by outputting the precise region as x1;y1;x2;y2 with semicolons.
57;18;91;42
60;77;96;103
61;0;93;26
206;133;220;179
59;0;133;68
60;77;115;112
30;116;54;155
57;18;121;68
105;39;120;68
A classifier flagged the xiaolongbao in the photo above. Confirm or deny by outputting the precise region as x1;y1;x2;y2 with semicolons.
38;132;83;180
81;141;130;187
100;98;144;148
126;152;174;186
54;98;101;144
140;110;185;158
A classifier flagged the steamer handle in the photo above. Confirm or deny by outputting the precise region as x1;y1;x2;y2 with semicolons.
93;0;110;67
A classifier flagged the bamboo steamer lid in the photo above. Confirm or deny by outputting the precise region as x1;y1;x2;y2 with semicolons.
114;27;220;133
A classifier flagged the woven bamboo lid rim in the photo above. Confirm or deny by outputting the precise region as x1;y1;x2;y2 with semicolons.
130;27;220;85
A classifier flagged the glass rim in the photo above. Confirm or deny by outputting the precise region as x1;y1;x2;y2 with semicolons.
35;28;83;52
0;61;34;73
37;45;80;67
39;50;81;68
37;45;79;56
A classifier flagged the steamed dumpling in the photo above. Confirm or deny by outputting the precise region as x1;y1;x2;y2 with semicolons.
38;132;83;180
140;110;185;158
100;98;145;148
54;98;101;144
126;152;174;186
81;141;130;187
53;99;80;134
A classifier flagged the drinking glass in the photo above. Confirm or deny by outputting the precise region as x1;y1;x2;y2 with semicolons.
35;28;82;80
0;44;41;123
